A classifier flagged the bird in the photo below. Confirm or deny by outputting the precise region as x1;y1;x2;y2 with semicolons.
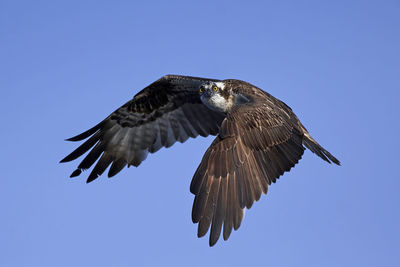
60;74;340;246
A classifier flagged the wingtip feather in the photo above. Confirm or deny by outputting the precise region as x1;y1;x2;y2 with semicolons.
86;174;98;183
64;120;104;142
70;169;82;178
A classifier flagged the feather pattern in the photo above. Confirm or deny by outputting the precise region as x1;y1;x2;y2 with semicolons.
190;82;314;246
61;75;340;246
60;75;225;182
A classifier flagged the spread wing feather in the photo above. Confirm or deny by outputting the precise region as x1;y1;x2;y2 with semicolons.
60;75;225;182
190;102;306;246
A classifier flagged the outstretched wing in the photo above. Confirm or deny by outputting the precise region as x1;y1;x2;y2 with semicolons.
60;75;226;182
190;101;306;246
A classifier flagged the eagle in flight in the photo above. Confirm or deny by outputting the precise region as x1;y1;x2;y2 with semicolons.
61;75;340;246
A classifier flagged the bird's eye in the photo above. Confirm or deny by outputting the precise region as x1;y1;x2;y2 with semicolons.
199;87;204;93
212;85;218;92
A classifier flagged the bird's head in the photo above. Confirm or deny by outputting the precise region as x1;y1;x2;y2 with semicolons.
199;82;223;97
199;81;233;113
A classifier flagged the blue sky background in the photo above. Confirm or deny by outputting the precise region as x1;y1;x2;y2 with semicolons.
1;0;399;266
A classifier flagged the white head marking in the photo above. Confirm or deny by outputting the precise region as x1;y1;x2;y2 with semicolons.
200;81;233;113
214;82;225;90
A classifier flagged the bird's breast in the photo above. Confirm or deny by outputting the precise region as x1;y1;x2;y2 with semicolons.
201;94;233;113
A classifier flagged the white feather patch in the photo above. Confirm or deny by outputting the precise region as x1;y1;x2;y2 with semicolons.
202;93;232;113
214;81;226;90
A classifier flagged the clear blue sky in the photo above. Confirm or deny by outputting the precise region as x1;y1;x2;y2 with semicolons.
1;0;399;266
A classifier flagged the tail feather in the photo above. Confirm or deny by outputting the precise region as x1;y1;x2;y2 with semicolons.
303;135;340;165
299;123;341;165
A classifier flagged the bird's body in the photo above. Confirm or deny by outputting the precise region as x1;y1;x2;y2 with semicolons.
61;74;340;246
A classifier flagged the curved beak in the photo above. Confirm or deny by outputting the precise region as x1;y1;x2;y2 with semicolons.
205;88;213;97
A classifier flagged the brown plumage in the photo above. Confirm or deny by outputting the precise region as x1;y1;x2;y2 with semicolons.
61;74;340;246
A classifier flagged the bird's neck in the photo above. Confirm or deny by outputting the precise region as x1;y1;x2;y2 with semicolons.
202;92;249;114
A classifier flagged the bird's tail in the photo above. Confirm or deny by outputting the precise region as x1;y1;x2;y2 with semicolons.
299;123;341;165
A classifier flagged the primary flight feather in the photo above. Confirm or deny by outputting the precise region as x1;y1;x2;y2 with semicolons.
61;74;340;246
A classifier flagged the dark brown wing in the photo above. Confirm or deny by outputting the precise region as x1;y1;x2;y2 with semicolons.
60;75;226;182
190;101;305;246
